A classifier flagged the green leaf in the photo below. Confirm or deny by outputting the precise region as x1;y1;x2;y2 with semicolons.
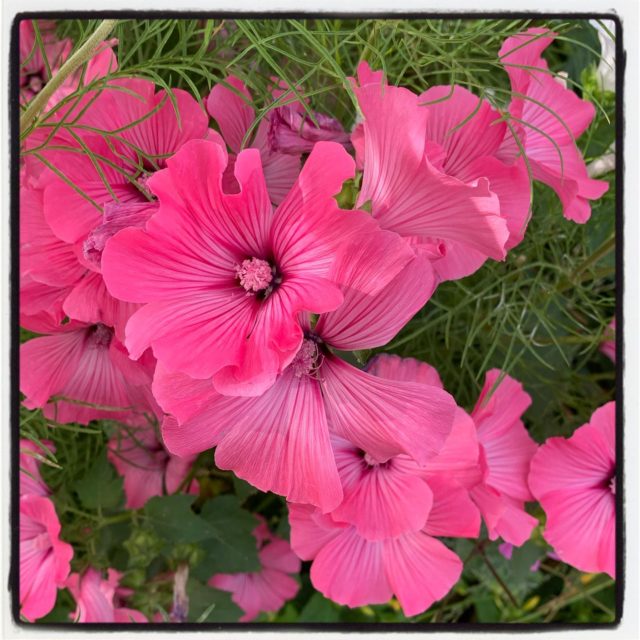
144;495;213;545
74;448;123;510
186;578;243;622
194;495;260;576
298;592;340;622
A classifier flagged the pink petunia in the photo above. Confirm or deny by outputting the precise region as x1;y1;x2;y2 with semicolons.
209;520;301;621
103;138;394;397
498;28;608;223
20;317;159;425
20;438;53;497
66;568;147;623
20;494;73;621
288;496;474;617
22;78;209;338
207;76;302;204
367;355;538;547
350;62;510;283
157;233;456;512
528;401;616;578
600;317;616;363
19;20;72;106
107;424;198;509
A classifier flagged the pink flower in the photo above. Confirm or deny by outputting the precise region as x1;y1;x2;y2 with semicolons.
367;356;538;547
498;27;608;223
20;439;53;497
19;20;72;105
468;369;539;546
22;78;209;339
103;138;386;397
20;317;158;425
600;317;616;363
207;76;301;204
157;233;455;512
107;425;198;509
268;103;352;155
20;494;73;621
66;568;147;622
528;401;615;578
351;62;510;282
209;520;301;621
288;498;471;617
416;84;532;280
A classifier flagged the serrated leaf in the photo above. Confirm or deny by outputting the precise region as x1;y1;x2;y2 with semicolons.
298;592;340;622
144;495;213;545
74;449;123;510
194;495;260;576
186;578;242;622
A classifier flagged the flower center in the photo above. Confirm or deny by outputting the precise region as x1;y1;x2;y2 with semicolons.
27;72;44;94
236;258;275;294
290;338;323;378
609;475;616;495
89;323;114;348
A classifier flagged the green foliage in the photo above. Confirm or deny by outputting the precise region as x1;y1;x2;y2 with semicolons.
74;448;124;511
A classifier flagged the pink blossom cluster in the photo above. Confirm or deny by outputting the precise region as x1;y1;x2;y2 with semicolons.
19;21;615;623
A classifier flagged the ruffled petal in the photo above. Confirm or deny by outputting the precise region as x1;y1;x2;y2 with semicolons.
207;76;255;154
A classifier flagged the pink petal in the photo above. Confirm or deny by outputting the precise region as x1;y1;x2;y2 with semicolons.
383;531;462;617
424;476;480;538
492;496;538;547
321;355;455;465
365;353;444;389
214;371;343;512
310;528;391;608
288;503;346;561
259;538;301;574
207;75;255;154
419;85;506;176
316;248;434;351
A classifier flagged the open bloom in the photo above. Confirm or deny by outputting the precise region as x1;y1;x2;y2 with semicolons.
351;62;510;283
367;355;538;547
288;493;475;617
528;401;615;578
66;568;147;622
207;76;301;204
209;520;300;621
498;27;608;223
20;494;73;621
107;425;198;509
158;233;455;512
22;78;209;339
103;138;387;397
20;315;158;425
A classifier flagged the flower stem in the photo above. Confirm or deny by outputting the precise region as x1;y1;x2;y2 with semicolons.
20;19;118;136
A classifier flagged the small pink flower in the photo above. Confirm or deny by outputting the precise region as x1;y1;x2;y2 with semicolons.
288;501;467;617
209;520;301;621
20;495;73;621
528;401;615;578
600;317;616;363
268;103;351;155
350;62;510;283
103;138;386;397
498;28;608;223
19;439;53;497
157;232;455;512
107;425;198;509
19;20;72;105
66;568;147;623
207;76;301;204
20;318;158;425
